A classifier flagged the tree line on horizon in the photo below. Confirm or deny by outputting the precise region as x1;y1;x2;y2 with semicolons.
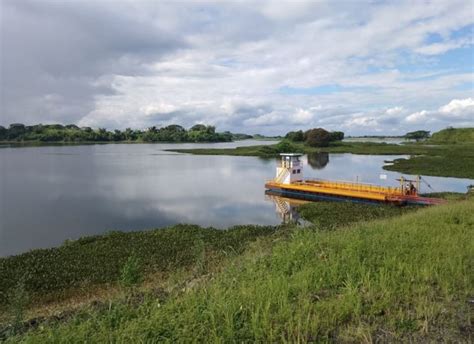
0;123;254;143
285;128;345;147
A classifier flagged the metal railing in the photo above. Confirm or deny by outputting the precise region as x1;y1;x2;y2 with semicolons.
305;179;402;194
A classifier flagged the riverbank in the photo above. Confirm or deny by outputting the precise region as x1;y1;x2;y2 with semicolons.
2;196;472;342
170;141;474;179
0;202;414;317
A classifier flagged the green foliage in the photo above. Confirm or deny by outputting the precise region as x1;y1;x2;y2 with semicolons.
329;130;344;141
285;129;343;144
8;199;474;342
429;127;474;144
256;140;300;156
285;130;304;142
298;201;414;229
304;128;331;147
229;132;253;140
384;143;474;179
0;123;238;143
119;256;142;289
172;139;474;179
0;126;6;140
404;130;430;141
0;225;276;308
8;277;29;330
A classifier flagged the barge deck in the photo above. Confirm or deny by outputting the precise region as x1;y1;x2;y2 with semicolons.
265;153;446;206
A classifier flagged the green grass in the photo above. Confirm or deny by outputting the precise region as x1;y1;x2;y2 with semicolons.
169;141;432;156
383;144;474;179
429;127;474;144
4;199;473;342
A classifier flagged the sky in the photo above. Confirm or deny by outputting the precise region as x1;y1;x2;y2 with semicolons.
1;0;473;136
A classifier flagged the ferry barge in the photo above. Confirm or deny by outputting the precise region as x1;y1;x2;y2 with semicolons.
265;153;445;206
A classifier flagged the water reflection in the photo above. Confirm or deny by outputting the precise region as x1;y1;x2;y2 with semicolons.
265;192;309;225
306;152;329;169
1;143;473;257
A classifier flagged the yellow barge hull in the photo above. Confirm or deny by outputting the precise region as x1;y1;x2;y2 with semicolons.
265;179;446;205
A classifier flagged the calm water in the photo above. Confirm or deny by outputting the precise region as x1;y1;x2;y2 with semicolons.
343;137;412;145
1;142;473;257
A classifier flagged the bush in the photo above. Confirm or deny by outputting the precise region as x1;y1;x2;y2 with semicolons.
119;255;142;288
285;130;304;142
405;130;430;141
304;128;331;147
329;131;344;141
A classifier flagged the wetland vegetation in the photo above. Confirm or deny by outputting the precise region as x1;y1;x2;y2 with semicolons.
2;197;472;342
171;128;474;179
1;127;473;342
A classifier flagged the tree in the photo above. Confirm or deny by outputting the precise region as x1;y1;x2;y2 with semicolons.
405;130;430;141
8;123;26;140
190;124;206;131
285;130;304;142
329;131;344;141
113;129;124;141
164;124;185;133
304;128;331;147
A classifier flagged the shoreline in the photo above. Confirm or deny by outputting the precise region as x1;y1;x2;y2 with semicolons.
2;197;472;342
168;141;474;179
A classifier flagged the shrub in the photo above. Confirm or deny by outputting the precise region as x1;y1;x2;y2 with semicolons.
305;128;331;147
285;130;304;142
119;255;142;289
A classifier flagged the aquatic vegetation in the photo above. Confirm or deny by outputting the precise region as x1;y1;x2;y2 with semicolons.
171;141;474;179
5;198;473;342
0;225;276;308
383;144;474;179
297;201;415;229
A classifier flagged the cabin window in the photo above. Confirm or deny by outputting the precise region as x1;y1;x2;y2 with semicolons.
293;169;296;174
297;169;300;173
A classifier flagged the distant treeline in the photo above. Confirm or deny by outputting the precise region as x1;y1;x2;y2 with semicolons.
284;128;344;147
0;123;255;143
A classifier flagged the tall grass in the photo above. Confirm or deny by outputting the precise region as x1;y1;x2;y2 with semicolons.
8;199;473;342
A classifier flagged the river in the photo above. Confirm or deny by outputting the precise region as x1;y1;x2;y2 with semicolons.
1;141;472;257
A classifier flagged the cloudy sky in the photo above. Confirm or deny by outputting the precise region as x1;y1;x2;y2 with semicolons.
1;0;473;135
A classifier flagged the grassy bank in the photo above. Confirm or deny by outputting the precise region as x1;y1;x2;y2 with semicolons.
429;127;474;144
4;198;473;342
384;146;474;179
170;141;474;179
169;141;432;156
0;202;409;319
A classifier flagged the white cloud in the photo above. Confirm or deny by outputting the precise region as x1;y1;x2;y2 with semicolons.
439;98;474;117
415;37;472;55
405;98;474;126
289;108;314;124
406;110;430;124
141;103;178;116
2;0;473;135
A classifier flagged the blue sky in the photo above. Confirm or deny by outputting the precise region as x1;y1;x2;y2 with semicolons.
1;0;473;135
